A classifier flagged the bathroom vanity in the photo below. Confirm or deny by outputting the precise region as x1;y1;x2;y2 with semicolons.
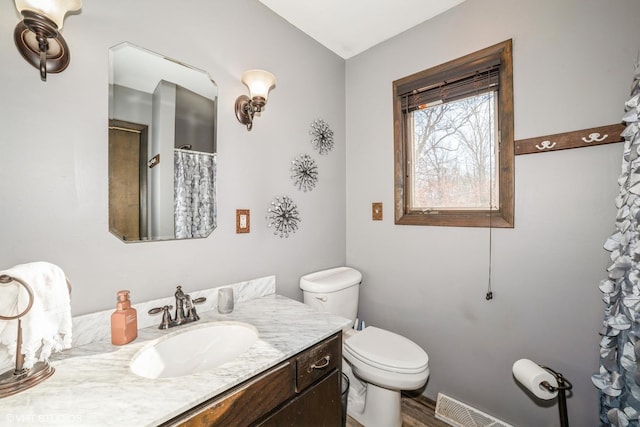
0;292;350;426
166;332;341;426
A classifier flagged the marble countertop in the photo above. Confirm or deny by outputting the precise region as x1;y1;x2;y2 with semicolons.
0;294;350;427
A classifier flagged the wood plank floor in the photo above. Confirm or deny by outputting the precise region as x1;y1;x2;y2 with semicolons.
346;393;451;427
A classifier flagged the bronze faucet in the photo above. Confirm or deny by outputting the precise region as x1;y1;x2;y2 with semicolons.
148;286;206;329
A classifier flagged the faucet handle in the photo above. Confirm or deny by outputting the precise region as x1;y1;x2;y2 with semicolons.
186;297;207;321
148;305;174;329
148;305;171;315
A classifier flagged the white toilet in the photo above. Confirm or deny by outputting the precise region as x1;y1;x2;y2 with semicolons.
300;267;429;427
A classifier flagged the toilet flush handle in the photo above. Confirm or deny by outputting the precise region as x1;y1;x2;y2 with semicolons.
315;296;327;302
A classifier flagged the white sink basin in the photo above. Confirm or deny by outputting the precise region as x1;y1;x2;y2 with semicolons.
130;321;258;379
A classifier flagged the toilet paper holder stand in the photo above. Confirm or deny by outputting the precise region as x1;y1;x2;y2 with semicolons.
537;365;573;427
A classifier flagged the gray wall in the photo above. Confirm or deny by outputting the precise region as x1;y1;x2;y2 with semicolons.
345;0;639;426
2;0;637;425
0;0;346;314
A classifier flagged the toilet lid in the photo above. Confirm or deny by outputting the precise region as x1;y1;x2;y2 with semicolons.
344;327;428;374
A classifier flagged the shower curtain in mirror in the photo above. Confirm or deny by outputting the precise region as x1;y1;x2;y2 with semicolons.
593;63;640;426
174;149;216;239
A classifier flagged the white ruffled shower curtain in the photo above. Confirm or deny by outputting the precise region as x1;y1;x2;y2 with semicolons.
174;149;216;239
593;63;640;425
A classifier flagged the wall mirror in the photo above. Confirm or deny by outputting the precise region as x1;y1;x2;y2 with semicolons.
108;42;218;242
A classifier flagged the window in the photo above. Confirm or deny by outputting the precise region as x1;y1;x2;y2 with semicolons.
393;40;514;227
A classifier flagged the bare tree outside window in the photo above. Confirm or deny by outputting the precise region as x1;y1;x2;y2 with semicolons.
393;40;514;227
411;93;497;210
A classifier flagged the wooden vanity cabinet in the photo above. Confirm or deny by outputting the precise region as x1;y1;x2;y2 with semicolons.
257;370;341;426
164;332;342;427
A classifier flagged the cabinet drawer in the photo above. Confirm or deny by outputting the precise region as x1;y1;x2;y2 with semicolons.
169;362;294;427
295;332;341;392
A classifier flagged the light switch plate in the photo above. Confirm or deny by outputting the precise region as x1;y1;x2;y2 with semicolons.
372;203;383;221
236;209;250;233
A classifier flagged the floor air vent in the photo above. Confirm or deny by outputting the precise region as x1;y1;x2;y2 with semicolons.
435;393;513;427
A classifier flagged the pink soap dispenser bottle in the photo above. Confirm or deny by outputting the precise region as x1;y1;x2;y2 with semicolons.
111;290;138;345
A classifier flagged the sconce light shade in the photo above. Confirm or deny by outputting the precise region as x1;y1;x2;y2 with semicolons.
242;69;276;102
15;0;82;29
13;0;83;81
235;69;276;131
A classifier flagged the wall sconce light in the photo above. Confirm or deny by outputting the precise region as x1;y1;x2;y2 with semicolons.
235;69;276;131
13;0;83;82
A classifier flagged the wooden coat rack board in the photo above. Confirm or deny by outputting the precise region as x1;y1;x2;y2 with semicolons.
514;123;625;155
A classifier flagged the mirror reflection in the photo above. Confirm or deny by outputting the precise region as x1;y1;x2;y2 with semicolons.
108;42;218;242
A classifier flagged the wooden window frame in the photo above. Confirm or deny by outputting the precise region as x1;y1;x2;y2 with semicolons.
393;39;514;228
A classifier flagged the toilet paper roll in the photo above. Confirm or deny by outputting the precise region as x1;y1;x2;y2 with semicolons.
512;359;558;400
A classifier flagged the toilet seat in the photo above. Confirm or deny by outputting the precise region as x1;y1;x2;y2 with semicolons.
344;327;428;374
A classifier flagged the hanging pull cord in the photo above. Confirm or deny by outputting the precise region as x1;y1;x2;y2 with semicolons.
486;132;495;301
485;73;495;301
486;224;493;300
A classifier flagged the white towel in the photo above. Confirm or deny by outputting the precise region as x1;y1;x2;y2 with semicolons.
0;262;72;370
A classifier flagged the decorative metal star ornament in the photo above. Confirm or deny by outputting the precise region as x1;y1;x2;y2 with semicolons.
291;154;318;192
266;196;301;238
310;119;334;155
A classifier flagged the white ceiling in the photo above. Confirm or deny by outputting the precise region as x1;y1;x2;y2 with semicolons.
259;0;466;59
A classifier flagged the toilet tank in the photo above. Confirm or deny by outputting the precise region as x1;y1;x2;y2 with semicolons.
299;267;362;323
